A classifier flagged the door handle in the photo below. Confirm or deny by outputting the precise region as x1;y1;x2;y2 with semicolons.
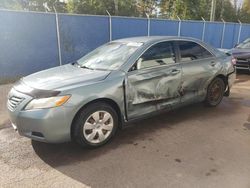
210;61;216;67
171;69;180;75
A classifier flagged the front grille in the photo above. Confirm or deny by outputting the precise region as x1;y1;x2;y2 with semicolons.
7;96;24;111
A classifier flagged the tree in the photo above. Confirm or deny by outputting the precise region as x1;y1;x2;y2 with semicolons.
213;0;238;22
159;0;211;20
136;0;158;17
66;0;139;16
0;0;67;13
158;0;241;22
0;0;23;10
238;0;250;23
1;0;250;23
23;0;67;12
242;0;250;14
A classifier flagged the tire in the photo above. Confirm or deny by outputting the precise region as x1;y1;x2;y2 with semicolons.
204;77;225;107
72;102;118;148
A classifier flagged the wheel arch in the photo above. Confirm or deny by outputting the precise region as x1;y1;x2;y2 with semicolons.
204;74;227;107
215;74;228;88
70;98;123;139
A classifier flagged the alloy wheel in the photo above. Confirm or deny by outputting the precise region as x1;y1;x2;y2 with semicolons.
83;111;114;144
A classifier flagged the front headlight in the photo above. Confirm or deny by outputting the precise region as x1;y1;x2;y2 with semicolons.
24;95;71;110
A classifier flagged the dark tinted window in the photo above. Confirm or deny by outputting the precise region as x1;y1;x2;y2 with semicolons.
178;41;213;62
137;42;175;69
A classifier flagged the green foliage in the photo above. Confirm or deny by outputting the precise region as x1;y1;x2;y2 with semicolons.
66;0;140;16
243;0;250;14
240;0;250;22
159;0;212;20
0;0;67;12
159;0;239;21
136;0;158;17
0;0;23;10
1;0;250;23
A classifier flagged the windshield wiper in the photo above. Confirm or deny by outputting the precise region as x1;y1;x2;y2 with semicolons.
72;61;94;70
71;61;80;67
81;65;94;70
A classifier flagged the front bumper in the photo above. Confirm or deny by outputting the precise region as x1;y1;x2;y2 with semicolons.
7;88;73;143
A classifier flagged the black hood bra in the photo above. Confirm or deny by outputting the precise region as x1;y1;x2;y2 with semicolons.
14;79;61;99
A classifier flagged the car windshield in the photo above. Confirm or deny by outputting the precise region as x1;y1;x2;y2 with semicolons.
237;38;250;49
77;41;143;70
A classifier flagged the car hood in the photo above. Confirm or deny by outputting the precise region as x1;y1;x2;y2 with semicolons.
21;64;111;90
232;48;250;59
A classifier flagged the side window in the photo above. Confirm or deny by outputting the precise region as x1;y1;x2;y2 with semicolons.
136;42;175;70
178;41;213;62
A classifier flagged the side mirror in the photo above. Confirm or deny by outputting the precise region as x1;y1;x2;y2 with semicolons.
234;43;238;48
129;58;142;72
136;58;143;70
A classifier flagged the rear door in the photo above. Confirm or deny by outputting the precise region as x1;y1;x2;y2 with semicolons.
126;41;182;119
175;40;220;103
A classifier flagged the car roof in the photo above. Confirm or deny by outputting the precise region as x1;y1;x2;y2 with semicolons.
114;36;203;44
114;36;224;58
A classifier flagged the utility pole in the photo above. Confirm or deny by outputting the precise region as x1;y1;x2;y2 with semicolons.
210;0;216;21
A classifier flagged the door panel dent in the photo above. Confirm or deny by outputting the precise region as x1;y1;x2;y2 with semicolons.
127;65;181;119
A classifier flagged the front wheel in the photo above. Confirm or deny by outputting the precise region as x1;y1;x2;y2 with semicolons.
72;102;118;148
204;77;225;107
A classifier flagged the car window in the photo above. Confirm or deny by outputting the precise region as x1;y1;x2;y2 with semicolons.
136;41;175;70
178;41;213;62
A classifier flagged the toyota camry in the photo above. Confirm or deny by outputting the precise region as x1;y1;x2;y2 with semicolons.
7;36;236;148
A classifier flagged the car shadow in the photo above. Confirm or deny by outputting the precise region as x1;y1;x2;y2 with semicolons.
31;95;245;187
31;98;241;174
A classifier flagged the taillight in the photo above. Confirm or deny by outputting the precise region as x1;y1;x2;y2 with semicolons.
231;57;237;66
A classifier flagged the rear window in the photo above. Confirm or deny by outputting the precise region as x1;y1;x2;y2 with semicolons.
178;41;213;62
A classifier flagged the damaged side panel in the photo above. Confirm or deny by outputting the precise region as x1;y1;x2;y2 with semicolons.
126;64;182;119
180;57;224;103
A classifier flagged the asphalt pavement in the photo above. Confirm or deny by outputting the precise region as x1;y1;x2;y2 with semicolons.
0;73;250;188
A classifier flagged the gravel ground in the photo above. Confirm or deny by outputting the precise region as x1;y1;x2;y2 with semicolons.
0;74;250;188
0;84;12;127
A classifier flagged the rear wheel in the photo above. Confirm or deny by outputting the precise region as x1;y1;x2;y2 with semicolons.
72;102;118;148
204;77;225;107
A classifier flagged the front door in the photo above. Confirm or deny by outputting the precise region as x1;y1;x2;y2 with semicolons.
126;41;182;120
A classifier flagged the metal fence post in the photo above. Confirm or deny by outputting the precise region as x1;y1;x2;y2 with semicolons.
177;16;181;37
201;17;206;41
221;18;226;48
237;19;242;44
146;13;150;36
53;6;62;66
106;10;112;41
